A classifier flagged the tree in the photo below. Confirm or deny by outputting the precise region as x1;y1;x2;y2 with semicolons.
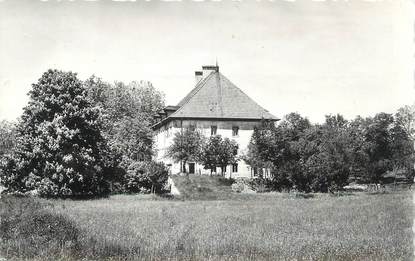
84;77;165;163
84;76;165;193
166;128;205;173
245;120;279;172
389;122;413;169
200;135;222;174
363;113;394;183
395;104;415;142
347;116;371;181
200;135;238;176
394;105;415;179
247;113;352;192
0;69;108;197
0;120;16;158
245;114;311;191
302;115;352;192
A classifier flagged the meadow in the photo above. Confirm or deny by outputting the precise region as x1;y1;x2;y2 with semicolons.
0;190;413;261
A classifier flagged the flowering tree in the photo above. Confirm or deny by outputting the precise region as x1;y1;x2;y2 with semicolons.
0;69;109;197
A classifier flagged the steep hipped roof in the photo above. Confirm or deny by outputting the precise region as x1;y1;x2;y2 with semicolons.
153;69;278;129
171;71;278;120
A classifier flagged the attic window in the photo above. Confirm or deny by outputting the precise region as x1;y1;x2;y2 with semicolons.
211;126;217;135
232;126;239;136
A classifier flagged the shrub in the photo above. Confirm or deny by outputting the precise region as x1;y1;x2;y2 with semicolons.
248;178;273;193
0;195;80;258
123;160;169;194
231;181;244;193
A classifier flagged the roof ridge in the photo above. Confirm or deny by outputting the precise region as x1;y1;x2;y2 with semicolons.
171;71;216;118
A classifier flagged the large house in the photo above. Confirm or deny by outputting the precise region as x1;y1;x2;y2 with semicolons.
153;65;278;179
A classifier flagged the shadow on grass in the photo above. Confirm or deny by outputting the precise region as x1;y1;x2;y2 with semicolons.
0;194;137;261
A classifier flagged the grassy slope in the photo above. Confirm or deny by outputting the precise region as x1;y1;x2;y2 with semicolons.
171;175;235;200
46;191;413;261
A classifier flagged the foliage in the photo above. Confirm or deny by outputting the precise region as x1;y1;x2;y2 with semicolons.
84;76;166;194
85;76;164;162
166;128;205;173
200;135;238;175
246;111;415;193
0;70;109;197
231;180;245;193
395;104;415;142
123;160;169;194
300;115;352;192
362;113;394;182
0;120;16;158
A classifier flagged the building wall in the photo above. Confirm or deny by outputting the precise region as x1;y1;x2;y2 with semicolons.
154;119;263;179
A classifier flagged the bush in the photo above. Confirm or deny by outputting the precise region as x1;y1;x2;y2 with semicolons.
123;160;169;194
231;180;244;193
0;195;80;258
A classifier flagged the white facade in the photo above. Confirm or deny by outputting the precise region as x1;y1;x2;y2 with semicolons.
154;119;260;179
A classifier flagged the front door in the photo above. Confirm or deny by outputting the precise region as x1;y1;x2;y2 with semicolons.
189;163;195;174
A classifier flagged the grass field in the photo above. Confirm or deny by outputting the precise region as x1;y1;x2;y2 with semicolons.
1;185;413;261
21;190;409;261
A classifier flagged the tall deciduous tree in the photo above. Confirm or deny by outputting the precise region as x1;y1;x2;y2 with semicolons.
363;113;394;183
84;76;166;193
0;70;108;197
395;104;415;142
200;135;238;176
84;77;165;163
0;120;16;158
166;129;205;173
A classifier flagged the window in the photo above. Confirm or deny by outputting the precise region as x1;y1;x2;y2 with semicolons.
211;126;217;135
232;126;239;136
253;167;258;176
189;125;196;131
232;163;238;173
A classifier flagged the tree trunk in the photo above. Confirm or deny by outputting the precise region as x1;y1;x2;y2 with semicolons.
183;161;187;176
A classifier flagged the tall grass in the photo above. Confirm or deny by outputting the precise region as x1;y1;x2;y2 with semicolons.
0;195;80;260
37;191;414;260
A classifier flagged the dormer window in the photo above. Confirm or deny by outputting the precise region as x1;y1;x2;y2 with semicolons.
211;126;217;135
232;126;239;137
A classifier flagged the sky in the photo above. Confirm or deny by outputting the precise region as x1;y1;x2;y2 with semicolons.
0;0;414;123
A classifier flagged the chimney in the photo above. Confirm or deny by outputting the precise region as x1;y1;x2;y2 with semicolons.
195;71;203;84
202;65;219;78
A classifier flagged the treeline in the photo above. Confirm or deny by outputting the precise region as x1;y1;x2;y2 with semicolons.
1;69;414;197
0;69;168;198
246;111;415;192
